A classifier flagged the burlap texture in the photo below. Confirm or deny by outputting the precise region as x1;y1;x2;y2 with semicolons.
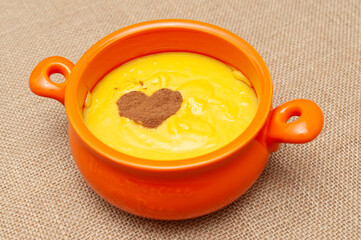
1;0;360;239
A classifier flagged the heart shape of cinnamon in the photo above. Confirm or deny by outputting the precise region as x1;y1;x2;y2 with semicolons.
117;88;183;128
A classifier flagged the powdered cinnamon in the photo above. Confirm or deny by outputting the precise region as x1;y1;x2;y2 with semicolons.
117;88;183;128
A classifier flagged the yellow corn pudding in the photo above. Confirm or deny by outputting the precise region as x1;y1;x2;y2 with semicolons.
82;52;258;160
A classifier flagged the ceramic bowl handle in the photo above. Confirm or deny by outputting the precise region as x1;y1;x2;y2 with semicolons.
267;99;324;145
29;56;74;105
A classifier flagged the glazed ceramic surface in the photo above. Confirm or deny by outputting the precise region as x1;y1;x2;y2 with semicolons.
29;20;323;220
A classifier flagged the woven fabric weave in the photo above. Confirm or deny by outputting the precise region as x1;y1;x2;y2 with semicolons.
1;0;360;239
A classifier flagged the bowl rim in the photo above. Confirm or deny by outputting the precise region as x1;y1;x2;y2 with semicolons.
65;19;273;171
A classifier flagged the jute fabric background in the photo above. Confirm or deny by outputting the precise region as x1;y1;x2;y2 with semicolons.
1;0;360;239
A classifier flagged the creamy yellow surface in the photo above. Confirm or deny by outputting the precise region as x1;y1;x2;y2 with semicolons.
83;52;258;160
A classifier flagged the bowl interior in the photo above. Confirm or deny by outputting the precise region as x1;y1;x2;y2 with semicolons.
66;20;272;168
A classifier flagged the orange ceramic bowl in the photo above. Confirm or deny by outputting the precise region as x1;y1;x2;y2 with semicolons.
29;20;323;220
